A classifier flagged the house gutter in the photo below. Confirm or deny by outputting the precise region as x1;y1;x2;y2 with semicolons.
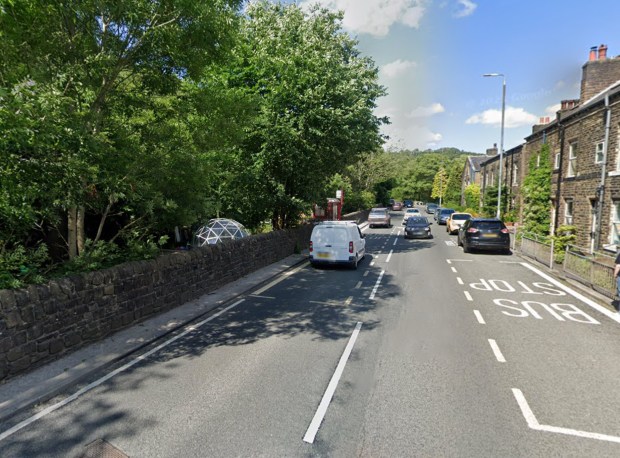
594;93;612;250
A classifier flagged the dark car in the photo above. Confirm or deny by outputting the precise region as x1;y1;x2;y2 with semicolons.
404;216;432;239
403;199;413;208
458;218;511;254
436;208;456;225
426;203;438;214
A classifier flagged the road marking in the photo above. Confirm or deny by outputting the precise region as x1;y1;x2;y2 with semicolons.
521;262;620;324
464;291;473;301
447;259;473;264
474;310;486;324
355;281;363;289
370;261;375;266
0;299;246;443
254;262;308;295
393;238;398;246
303;322;363;443
363;271;369;277
451;267;457;273
385;250;393;263
344;296;353;306
248;294;276;299
445;241;457;246
512;388;620;444
488;339;506;362
457;277;464;285
369;270;385;300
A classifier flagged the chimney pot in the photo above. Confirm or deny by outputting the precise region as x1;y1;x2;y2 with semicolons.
599;44;608;60
589;46;598;61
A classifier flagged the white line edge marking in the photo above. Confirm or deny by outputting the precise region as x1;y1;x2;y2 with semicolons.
369;270;385;300
451;267;457;273
521;262;620;324
457;277;464;285
0;299;246;443
248;294;275;299
464;291;473;301
385;250;393;263
512;388;620;444
303;322;363;444
473;310;486;324
488;339;506;362
254;262;308;295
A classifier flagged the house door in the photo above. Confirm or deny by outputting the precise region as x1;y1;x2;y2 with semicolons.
590;199;597;253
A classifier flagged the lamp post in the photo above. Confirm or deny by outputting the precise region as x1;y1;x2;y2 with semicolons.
483;73;506;219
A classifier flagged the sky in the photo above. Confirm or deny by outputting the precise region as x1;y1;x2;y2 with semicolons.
279;0;620;154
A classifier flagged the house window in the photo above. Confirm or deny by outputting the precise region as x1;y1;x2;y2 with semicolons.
554;152;560;169
616;125;620;170
612;201;620;245
564;199;574;225
512;164;518;185
536;154;540;168
595;141;604;164
567;142;577;177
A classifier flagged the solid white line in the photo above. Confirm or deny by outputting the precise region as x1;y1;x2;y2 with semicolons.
385;250;393;263
512;388;620;444
369;270;385;300
488;339;506;362
457;277;464;285
355;281;363;289
248;294;276;299
473;310;486;324
254;262;308;295
303;322;363;443
447;259;473;263
521;262;620;324
451;267;457;273
464;291;473;301
0;299;246;443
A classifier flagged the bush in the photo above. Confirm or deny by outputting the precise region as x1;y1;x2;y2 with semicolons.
0;243;50;289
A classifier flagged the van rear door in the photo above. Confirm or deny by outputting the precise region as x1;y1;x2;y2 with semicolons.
312;226;350;262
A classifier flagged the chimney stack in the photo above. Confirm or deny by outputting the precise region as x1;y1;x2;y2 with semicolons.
599;44;608;60
580;45;620;102
589;46;598;61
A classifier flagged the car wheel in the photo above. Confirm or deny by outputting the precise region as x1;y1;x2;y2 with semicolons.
457;237;462;246
351;256;358;270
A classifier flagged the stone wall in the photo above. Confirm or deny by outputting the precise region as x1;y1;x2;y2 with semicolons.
0;225;313;381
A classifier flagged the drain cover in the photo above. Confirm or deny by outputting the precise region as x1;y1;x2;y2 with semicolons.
79;439;129;458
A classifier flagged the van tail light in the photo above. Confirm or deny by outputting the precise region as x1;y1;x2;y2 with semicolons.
467;227;479;233
500;228;509;234
309;241;313;253
349;241;354;253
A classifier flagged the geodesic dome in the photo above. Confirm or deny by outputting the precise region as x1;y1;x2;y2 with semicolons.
194;218;249;246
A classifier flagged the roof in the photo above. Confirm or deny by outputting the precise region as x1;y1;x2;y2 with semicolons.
468;155;488;172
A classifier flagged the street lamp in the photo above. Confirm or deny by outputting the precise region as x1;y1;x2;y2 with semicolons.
483;73;506;219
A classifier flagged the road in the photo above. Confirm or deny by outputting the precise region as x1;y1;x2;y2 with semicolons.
2;208;620;457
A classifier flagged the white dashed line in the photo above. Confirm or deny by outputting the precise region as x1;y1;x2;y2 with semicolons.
355;281;363;289
473;310;486;324
385;250;393;263
451;267;457;273
363;270;369;277
369;270;385;300
464;291;473;301
488;339;506;362
456;277;464;285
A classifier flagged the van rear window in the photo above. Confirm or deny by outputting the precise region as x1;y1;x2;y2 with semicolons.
313;227;348;243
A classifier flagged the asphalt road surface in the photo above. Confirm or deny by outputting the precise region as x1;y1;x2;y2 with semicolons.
2;208;620;457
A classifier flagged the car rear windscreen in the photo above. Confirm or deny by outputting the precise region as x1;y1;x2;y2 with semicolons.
313;227;348;244
476;221;503;230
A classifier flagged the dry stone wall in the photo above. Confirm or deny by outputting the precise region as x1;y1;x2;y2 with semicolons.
0;225;313;381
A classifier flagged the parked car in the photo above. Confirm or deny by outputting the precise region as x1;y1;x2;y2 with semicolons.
368;207;391;228
392;201;403;211
446;212;472;234
403;199;413;208
388;198;395;209
309;221;366;269
426;203;438;214
457;218;511;254
436;208;456;225
402;208;421;224
403;216;432;239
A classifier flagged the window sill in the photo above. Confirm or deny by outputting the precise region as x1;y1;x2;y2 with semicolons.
608;171;620;177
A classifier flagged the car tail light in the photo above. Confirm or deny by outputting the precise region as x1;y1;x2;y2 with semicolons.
309;241;313;253
500;228;509;234
467;227;479;233
349;241;354;253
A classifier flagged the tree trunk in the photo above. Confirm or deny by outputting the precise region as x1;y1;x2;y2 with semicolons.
77;205;86;255
67;206;78;259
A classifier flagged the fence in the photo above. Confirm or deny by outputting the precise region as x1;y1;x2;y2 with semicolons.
517;231;616;298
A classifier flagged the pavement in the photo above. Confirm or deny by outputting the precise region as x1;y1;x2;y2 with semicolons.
0;218;615;425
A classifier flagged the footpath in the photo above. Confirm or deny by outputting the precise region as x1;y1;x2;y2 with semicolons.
0;219;615;424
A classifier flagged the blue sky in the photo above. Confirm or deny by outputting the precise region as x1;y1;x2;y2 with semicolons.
281;0;620;154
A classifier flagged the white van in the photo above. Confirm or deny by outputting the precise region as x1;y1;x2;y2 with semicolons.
309;221;366;269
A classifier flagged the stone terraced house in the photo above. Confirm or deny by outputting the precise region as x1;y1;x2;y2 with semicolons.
475;44;620;253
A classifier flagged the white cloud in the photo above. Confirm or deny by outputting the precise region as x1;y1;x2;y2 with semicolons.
383;124;443;150
380;59;417;78
407;103;445;118
465;106;538;128
300;0;427;37
554;80;566;90
454;0;477;18
546;103;561;115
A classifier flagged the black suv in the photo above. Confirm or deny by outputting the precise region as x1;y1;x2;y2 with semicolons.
457;218;511;254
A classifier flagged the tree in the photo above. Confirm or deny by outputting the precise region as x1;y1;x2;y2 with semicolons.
431;168;448;204
522;144;552;235
464;184;481;211
224;1;387;228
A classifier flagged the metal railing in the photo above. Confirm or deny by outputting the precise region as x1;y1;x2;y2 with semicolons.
563;245;616;298
519;232;554;268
